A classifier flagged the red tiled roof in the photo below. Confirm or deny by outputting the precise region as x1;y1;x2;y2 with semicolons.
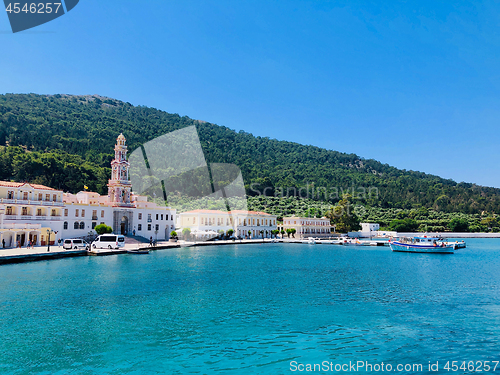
230;210;273;216
181;209;228;214
0;181;57;191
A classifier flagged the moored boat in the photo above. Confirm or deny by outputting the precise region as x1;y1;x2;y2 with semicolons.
127;249;150;254
390;236;454;254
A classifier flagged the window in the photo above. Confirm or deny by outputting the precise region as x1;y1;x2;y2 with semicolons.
92;222;96;229
45;194;50;201
6;206;13;215
75;209;79;217
7;191;14;199
92;210;97;220
156;214;159;220
101;210;104;218
37;208;42;216
63;222;68;230
38;193;42;200
147;224;151;231
22;207;28;216
81;210;85;218
193;217;196;224
23;192;28;200
138;213;142;220
147;214;152;222
79;222;85;230
155;224;159;231
171;215;173;220
74;222;79;229
52;194;57;202
64;209;68;217
161;214;163;220
138;224;142;231
51;209;56;216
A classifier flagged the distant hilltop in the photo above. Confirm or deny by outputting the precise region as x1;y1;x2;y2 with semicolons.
0;93;500;215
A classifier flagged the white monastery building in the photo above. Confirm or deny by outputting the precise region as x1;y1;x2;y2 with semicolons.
0;134;175;248
178;209;277;239
279;216;333;238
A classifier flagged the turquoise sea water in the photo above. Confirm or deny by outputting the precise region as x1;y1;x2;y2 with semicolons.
1;239;500;374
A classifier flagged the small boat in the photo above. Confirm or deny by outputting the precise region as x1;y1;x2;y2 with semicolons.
442;240;466;250
127;249;150;254
390;236;454;254
301;237;317;244
343;239;362;245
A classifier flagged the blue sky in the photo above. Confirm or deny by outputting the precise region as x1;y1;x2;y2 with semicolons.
1;1;500;187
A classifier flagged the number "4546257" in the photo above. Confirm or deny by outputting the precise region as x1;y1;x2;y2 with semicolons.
5;3;62;14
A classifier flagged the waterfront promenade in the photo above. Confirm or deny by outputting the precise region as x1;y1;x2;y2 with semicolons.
0;238;280;264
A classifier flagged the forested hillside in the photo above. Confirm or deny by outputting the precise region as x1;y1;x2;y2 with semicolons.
1;93;499;215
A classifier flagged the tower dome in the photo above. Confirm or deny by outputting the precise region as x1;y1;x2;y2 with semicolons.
117;133;126;146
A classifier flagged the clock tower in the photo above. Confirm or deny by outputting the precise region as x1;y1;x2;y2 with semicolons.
108;133;133;207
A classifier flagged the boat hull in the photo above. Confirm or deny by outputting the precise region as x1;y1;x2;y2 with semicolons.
390;242;454;254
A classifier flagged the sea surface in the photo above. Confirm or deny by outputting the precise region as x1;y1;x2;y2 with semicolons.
0;239;499;374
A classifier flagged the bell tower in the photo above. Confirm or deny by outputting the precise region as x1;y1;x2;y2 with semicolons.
108;133;133;207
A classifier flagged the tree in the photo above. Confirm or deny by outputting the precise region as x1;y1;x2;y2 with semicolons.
227;228;234;237
259;230;264;239
480;216;497;231
170;230;178;238
95;224;112;235
286;228;292;238
290;228;296;238
182;228;191;240
330;194;361;233
389;218;418;232
248;230;252;238
280;229;285;238
448;218;469;232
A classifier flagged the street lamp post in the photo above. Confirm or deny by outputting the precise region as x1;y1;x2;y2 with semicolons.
46;229;58;252
47;229;51;252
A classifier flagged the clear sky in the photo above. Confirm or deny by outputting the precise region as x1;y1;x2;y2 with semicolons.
1;1;500;187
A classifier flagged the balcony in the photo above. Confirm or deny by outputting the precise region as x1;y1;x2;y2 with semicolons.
92;216;98;221
0;198;64;206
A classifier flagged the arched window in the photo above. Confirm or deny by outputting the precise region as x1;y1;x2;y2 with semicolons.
64;222;68;230
74;222;79;229
79;222;85;230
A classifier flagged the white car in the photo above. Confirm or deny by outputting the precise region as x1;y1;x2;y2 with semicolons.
91;234;126;249
63;239;89;250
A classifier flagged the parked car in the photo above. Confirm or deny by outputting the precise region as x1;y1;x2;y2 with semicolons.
91;234;126;249
63;239;89;250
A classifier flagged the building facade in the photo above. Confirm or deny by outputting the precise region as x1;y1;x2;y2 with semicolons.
279;216;333;238
348;223;381;238
0;182;64;247
178;209;277;239
0;134;176;248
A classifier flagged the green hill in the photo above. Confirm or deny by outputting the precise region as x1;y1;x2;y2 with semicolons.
0;93;499;215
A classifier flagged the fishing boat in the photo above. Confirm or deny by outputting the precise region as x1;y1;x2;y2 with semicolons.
390;236;454;254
